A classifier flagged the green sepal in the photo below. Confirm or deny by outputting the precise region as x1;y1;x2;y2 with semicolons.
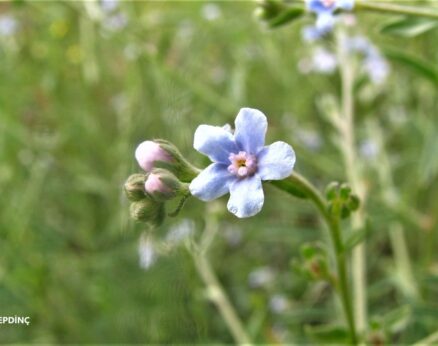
124;173;147;202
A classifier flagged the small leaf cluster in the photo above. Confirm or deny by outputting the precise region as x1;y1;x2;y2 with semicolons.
325;182;360;219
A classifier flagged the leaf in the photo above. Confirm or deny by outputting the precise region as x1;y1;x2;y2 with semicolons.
380;17;438;37
343;227;370;253
268;6;304;28
305;324;349;343
383;48;438;85
381;305;411;334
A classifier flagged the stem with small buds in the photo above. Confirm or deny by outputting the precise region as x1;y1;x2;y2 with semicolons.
271;172;358;344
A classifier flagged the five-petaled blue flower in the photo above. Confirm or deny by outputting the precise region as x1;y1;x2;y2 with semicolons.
306;0;354;33
189;108;296;218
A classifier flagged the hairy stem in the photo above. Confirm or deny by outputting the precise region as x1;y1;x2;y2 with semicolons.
336;29;368;338
355;1;438;20
272;172;358;344
191;208;253;345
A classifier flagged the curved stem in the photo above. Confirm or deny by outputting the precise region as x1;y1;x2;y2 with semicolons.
191;208;253;345
291;0;438;19
271;172;358;344
355;1;438;20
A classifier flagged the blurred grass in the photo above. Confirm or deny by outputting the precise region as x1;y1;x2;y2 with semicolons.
0;0;437;343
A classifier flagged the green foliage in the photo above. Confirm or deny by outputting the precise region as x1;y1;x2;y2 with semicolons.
0;1;437;344
379;17;438;37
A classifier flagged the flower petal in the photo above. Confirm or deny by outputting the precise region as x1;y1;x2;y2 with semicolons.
316;12;335;32
227;175;264;218
234;108;267;155
257;141;296;181
337;0;355;11
193;125;238;163
189;163;233;201
307;0;335;13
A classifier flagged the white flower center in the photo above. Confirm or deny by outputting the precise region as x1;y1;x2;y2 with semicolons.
228;151;257;178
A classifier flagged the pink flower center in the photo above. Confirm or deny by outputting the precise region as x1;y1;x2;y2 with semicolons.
227;151;257;178
321;0;335;8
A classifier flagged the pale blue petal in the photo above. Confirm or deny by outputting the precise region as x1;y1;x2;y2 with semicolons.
193;125;238;163
227;175;264;218
234;108;267;155
257;141;296;181
307;0;335;13
337;0;355;10
302;25;324;42
316;12;335;32
189;163;233;201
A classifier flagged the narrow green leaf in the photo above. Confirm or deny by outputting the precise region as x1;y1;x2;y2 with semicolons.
380;17;438;37
268;6;304;28
343;227;370;252
382;305;411;333
383;48;438;85
305;324;349;343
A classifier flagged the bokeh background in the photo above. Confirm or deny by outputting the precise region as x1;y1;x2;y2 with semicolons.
0;0;437;343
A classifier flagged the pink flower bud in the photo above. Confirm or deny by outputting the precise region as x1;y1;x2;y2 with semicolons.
144;169;182;201
145;173;172;195
135;141;172;172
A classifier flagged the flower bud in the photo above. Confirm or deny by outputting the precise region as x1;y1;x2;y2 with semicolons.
145;168;183;202
348;194;360;211
130;199;165;226
154;139;199;182
325;181;339;201
339;183;352;200
135;139;199;182
135;140;173;172
124;173;146;202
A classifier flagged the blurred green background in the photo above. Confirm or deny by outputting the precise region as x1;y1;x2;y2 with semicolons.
0;0;437;344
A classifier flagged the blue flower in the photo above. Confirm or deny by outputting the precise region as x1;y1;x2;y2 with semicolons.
306;0;355;32
189;108;296;218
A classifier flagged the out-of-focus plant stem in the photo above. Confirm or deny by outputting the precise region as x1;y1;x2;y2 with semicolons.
272;172;358;345
355;1;438;20
190;207;253;346
291;0;438;19
366;120;420;300
336;29;367;339
413;329;438;346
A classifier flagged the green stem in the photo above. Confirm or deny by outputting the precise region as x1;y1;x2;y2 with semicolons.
292;0;438;19
336;29;368;338
413;329;438;346
191;208;253;345
355;1;438;20
271;172;358;344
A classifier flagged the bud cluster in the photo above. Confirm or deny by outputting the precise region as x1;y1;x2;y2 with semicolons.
124;140;198;227
325;182;360;219
292;243;332;282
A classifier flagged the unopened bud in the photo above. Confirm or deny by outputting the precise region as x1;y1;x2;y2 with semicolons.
135;140;173;172
325;181;339;201
145;168;183;202
135;139;199;182
124;174;146;202
348;194;360;211
339;183;352;199
130;199;165;226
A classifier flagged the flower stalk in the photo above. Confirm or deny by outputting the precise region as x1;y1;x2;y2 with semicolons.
190;207;253;346
355;1;438;20
271;172;358;344
291;0;438;19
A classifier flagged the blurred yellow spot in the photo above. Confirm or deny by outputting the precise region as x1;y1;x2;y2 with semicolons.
50;20;69;38
66;45;83;64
